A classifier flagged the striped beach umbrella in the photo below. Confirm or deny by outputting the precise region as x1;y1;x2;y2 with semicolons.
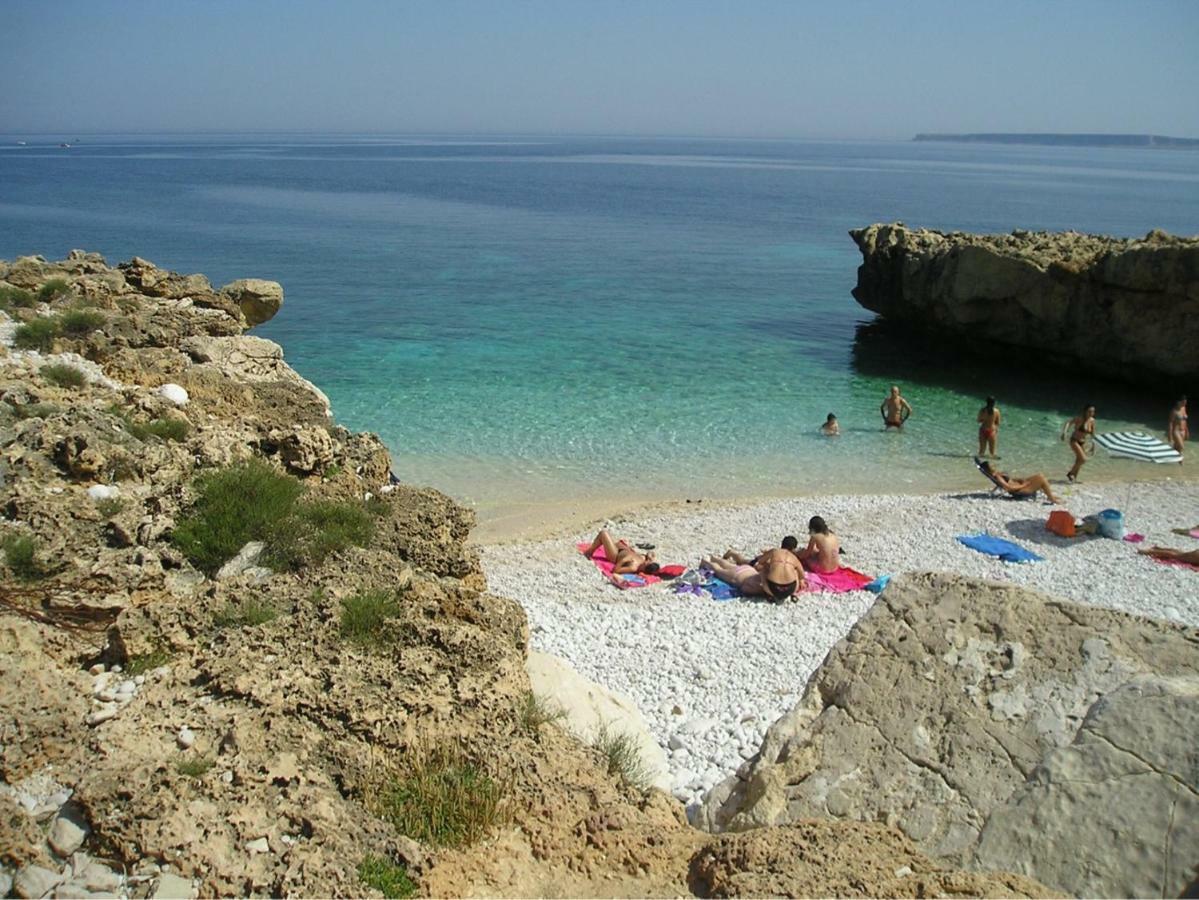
1093;431;1183;464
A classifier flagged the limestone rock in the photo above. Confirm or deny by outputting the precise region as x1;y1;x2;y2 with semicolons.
849;223;1199;385
151;872;194;899
527;650;670;791
219;278;283;327
975;675;1199;899
48;804;90;856
700;573;1199;897
180;335;331;414
13;864;62;899
215;541;266;580
277;426;335;475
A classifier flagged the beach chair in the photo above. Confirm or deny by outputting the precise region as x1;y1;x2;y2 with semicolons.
974;457;1036;500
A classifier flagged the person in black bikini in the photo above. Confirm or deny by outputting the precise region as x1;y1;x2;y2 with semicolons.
583;529;660;576
1061;404;1096;482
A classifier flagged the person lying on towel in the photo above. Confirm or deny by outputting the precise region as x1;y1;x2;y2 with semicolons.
980;460;1063;504
721;534;798;566
702;548;805;602
583;529;660;576
795;515;842;573
1138;546;1199;565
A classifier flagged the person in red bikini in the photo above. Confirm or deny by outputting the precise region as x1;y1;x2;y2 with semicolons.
977;396;1001;458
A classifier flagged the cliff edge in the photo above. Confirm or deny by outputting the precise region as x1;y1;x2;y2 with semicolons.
849;223;1199;387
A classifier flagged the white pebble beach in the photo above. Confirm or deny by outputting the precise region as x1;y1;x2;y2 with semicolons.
481;478;1199;814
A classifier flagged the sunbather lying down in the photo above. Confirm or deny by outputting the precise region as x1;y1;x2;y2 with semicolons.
980;460;1063;504
1138;546;1199;565
583;529;660;575
703;548;805;602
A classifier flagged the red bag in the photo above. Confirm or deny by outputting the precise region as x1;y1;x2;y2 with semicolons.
656;564;687;578
1046;510;1076;538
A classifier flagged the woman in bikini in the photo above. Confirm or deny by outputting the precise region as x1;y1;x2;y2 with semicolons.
980;461;1063;504
1061;403;1096;483
583;529;660;576
702;548;805;602
977;396;1001;458
1167;396;1188;456
1138;545;1199;566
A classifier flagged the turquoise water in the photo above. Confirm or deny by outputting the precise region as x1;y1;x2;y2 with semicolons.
2;135;1197;519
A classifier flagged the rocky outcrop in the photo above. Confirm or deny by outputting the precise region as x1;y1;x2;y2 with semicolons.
699;572;1199;898
849;223;1199;386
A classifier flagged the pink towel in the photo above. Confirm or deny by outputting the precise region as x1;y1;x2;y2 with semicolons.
577;542;662;589
804;566;873;593
1123;533;1145;543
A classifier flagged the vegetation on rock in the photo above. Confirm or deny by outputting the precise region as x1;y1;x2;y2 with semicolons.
58;307;106;336
357;856;416;899
213;597;278;628
0;285;36;309
13;316;60;351
36;277;72;302
339;589;401;645
3;534;45;581
592;724;652;790
40;363;86;389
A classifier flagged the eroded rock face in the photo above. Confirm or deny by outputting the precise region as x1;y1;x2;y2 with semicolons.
699;572;1199;898
219;278;283;327
849;223;1199;386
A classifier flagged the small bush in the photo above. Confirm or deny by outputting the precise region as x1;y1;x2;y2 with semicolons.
0;285;36;309
127;417;190;443
95;497;125;518
269;499;374;570
213;597;278;628
340;590;401;646
37;278;71;302
125;648;171;676
358;856;416;899
11;402;59;420
3;534;44;581
176;756;214;779
171;459;304;575
368;745;507;848
592;724;651;790
12;317;61;351
58;308;105;336
40;363;86;389
519;691;566;734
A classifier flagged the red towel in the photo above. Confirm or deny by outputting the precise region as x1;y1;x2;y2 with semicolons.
577;542;662;589
804;566;873;593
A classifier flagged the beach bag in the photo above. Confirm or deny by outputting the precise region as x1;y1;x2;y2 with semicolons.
1046;510;1076;538
1097;508;1125;540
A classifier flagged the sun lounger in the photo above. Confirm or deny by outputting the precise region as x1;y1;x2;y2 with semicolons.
974;457;1036;500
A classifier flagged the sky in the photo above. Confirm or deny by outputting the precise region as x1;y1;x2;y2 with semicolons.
3;0;1198;139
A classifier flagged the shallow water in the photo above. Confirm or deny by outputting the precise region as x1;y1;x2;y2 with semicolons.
2;134;1196;521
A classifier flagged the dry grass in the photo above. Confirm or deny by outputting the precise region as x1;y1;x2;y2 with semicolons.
592;724;652;790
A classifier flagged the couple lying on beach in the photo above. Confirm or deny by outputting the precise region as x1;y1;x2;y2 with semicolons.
702;516;840;602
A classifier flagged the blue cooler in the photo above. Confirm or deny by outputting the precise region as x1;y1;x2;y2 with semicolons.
1097;508;1125;540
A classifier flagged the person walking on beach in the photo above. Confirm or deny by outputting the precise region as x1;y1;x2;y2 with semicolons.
977;396;1001;458
795;515;841;573
583;529;660;576
703;548;805;602
821;413;840;436
1061;403;1096;482
1168;396;1188;457
881;385;912;429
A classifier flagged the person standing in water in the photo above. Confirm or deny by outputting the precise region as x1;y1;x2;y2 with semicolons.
1167;396;1188;457
977;396;1001;458
821;413;840;436
880;385;912;430
1061;403;1096;483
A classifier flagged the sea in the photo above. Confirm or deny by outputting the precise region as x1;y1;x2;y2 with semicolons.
2;134;1197;528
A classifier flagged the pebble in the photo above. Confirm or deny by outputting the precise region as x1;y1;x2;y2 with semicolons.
483;483;1199;811
158;383;189;406
86;705;119;726
88;663;105;676
177;727;195;749
244;837;270;854
152;872;193;899
48;811;89;856
14;865;62;898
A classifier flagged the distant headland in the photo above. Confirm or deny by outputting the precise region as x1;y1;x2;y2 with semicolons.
913;132;1199;149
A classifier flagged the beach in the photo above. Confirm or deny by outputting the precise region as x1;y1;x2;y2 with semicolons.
481;477;1199;815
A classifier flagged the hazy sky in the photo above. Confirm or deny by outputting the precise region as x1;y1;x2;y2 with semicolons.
4;0;1197;139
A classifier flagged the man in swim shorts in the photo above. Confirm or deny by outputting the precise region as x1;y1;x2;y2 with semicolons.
583;529;660;576
881;385;913;429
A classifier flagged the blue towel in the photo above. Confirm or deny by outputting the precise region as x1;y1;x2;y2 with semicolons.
704;577;739;601
864;574;892;593
956;533;1043;563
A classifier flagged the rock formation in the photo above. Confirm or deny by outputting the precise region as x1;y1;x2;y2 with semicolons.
849;222;1199;387
699;572;1199;898
0;253;1050;898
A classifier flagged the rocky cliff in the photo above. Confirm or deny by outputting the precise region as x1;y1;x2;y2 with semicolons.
0;253;1049;898
849;223;1199;387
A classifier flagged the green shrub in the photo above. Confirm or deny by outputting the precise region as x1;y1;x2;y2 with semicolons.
3;534;44;581
37;278;71;302
0;285;36;309
213;597;278;628
58;308;105;336
519;691;566;734
171;459;304;575
175;756;214;778
339;590;401;646
592;724;651;790
95;497;125;518
369;746;506;848
12;317;61;351
269;499;374;570
357;856;416;899
125;648;171;676
11;402;59;420
40;363;86;389
127;417;190;443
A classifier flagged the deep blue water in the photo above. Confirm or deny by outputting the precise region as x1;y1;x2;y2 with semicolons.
2;134;1197;518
